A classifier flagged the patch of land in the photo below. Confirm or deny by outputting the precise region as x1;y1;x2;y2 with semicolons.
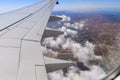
74;13;120;71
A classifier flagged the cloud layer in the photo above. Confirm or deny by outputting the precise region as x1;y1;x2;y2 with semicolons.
42;15;106;80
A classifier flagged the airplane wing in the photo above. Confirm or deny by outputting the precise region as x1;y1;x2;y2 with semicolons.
0;0;73;80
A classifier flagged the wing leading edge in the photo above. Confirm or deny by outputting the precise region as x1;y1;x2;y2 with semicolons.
0;0;73;80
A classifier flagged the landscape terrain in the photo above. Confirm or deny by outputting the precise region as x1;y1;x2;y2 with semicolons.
42;11;120;80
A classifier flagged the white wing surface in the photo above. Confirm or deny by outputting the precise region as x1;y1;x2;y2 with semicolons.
0;0;73;80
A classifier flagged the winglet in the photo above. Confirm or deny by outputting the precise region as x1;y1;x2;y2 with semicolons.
56;1;59;4
44;56;74;73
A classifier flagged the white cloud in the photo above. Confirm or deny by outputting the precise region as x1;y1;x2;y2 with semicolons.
48;65;106;80
58;15;86;30
71;20;86;30
41;46;58;57
62;39;102;63
58;15;71;22
42;37;60;49
60;26;77;36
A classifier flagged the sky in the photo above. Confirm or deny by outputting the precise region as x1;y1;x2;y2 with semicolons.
0;0;120;13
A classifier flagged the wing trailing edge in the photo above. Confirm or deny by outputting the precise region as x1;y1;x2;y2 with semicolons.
44;56;74;73
48;16;62;22
42;28;63;38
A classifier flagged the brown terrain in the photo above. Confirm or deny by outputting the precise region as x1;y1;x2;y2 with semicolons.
43;13;120;73
81;14;120;71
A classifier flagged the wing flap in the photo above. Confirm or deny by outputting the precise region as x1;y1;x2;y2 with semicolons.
0;47;19;80
17;40;45;80
42;28;63;38
44;57;74;73
35;66;48;80
48;16;62;22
